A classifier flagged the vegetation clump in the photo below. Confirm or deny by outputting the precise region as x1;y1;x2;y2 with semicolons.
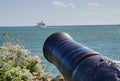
0;35;48;81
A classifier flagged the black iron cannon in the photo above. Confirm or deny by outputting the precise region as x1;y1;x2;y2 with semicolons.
43;32;120;81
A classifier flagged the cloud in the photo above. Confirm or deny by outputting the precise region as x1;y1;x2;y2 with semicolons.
85;7;120;18
111;9;120;16
89;3;100;7
53;1;67;8
68;3;76;8
86;2;102;16
53;1;76;8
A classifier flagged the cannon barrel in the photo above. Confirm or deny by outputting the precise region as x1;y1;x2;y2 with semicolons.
43;32;120;81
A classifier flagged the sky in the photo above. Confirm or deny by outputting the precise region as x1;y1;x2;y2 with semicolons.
0;0;120;26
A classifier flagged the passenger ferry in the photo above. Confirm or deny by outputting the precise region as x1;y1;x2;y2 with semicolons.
36;20;46;28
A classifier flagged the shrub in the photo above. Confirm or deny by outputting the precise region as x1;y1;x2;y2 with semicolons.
0;41;48;81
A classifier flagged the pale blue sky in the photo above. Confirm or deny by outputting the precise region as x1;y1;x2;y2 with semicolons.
0;0;120;26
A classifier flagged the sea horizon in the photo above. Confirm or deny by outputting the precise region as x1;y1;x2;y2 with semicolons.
0;24;120;27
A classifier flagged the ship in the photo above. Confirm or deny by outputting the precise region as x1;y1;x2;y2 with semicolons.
36;20;46;28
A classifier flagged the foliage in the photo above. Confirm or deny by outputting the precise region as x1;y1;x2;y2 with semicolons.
0;32;49;81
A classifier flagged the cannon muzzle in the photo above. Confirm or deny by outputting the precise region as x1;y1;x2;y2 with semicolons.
43;32;120;81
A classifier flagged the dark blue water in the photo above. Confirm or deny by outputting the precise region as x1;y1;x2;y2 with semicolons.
0;25;120;77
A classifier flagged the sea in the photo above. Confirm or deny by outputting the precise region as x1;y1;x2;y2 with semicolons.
0;25;120;77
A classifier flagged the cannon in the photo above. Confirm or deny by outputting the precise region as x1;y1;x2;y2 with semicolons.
43;32;120;81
